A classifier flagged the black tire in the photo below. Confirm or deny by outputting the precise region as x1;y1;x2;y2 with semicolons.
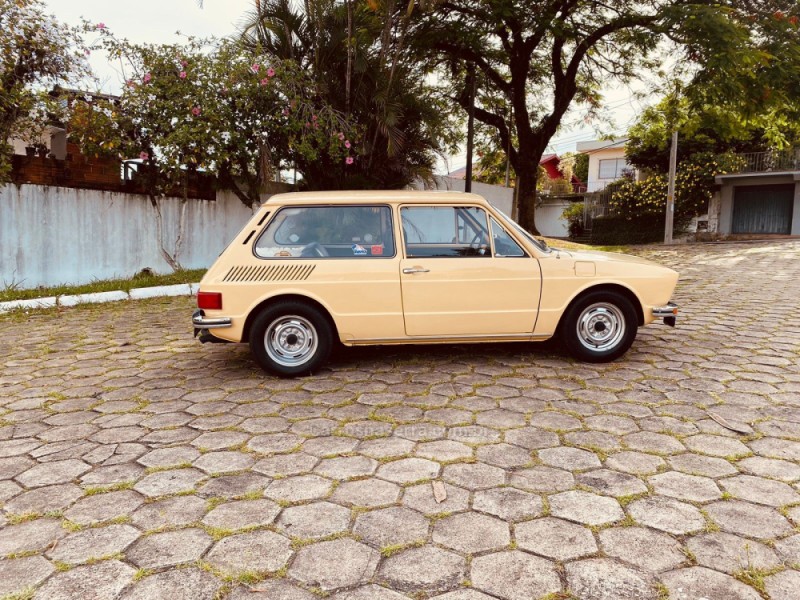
559;290;638;363
249;300;333;377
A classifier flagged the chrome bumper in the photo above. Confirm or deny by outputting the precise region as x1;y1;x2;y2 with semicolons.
652;302;678;327
192;309;232;329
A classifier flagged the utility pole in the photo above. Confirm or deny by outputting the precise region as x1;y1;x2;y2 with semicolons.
664;130;678;244
464;64;476;194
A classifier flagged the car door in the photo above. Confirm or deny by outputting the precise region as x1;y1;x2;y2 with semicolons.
399;205;542;336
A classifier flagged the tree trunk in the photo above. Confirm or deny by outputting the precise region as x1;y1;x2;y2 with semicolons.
515;163;540;235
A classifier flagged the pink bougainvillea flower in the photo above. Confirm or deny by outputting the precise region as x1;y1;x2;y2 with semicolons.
179;71;187;79
338;132;345;141
305;122;311;128
181;59;188;67
139;151;149;160
192;106;202;116
266;67;276;77
311;114;318;121
143;73;152;83
251;63;260;73
346;156;354;165
126;80;136;88
96;22;106;29
344;140;351;148
260;78;269;86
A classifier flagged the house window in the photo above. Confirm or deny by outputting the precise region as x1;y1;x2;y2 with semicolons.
598;158;631;180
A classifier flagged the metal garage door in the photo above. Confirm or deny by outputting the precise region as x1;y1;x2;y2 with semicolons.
732;185;794;234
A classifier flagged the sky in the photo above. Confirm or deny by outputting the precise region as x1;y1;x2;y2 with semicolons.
43;0;654;173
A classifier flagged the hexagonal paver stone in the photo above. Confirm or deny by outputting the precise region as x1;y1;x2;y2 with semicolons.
720;474;800;507
277;501;352;539
131;495;208;530
776;534;800;564
358;437;416;459
252;453;318;477
127;528;212;569
649;471;722;503
549;490;623;526
329;584;412;599
47;524;140;564
472;488;543;521
402;481;470;515
599;527;684;573
378;458;440;484
137;446;201;469
192;431;250;451
354;506;430;548
433;512;510;555
576;469;648;498
63;489;144;526
442;463;505;490
660;567;762;600
202;499;281;531
314;455;378;479
0;439;40;458
704;500;793;539
668;453;738;478
133;468;205;497
198;472;270;499
246;433;303;455
417;440;474;462
447;425;500;444
509;466;574;493
505;427;559;450
228;580;317;600
476;444;531;468
429;592;497;600
765;570;800;600
739;456;800;482
0;555;54;596
585;415;638;435
605;451;665;475
684;434;751;458
538;447;601;470
471;551;561;600
627;496;706;535
516;517;597;561
265;474;332;502
290;538;380;591
686;532;781;575
378;546;466;594
530;412;581;431
566;558;656;600
121;567;223;600
34;560;136;600
15;458;91;487
303;436;360;457
207;530;293;575
5;483;83;514
332;477;401;507
622;432;685;455
193;451;255;474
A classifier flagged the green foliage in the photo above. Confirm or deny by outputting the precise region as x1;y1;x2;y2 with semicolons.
591;214;667;245
0;0;87;183
69;30;357;206
561;201;586;238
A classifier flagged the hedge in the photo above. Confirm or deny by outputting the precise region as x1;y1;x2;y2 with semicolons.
590;214;687;245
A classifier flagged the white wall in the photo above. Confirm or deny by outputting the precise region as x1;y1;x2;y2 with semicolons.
0;184;256;289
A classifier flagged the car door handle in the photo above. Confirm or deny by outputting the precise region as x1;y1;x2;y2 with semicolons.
403;267;430;274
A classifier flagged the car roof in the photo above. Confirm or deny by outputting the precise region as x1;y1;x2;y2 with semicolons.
263;190;489;206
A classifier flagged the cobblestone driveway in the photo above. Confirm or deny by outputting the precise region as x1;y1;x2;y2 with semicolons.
1;240;800;600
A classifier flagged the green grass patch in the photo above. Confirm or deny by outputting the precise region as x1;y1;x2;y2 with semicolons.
0;268;206;303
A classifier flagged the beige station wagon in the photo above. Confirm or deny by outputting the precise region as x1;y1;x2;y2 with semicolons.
192;191;679;376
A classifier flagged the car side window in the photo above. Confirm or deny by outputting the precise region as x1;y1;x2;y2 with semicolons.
254;205;394;258
489;217;526;257
401;206;491;258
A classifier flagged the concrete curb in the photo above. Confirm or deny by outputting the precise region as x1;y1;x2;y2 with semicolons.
0;283;200;314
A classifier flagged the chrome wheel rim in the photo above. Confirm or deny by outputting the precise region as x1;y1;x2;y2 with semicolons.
264;315;318;367
576;302;626;352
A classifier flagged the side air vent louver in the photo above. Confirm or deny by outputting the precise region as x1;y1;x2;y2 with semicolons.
222;264;316;282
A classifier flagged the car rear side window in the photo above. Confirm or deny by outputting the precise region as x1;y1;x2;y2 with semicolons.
254;205;395;258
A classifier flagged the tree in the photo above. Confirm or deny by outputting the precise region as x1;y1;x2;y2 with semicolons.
70;32;356;268
413;0;800;234
239;0;461;190
0;0;87;183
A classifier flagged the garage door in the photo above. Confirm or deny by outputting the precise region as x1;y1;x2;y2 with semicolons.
732;185;794;234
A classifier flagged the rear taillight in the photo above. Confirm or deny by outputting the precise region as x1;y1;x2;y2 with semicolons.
197;291;223;310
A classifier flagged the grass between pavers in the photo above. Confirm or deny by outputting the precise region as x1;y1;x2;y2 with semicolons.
0;268;207;303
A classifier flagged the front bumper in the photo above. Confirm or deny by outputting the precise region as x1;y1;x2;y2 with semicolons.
193;309;233;343
652;302;678;327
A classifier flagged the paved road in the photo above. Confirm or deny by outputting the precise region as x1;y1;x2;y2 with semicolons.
1;240;799;600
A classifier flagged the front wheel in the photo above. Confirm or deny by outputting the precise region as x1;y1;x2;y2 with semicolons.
249;301;333;377
560;290;638;363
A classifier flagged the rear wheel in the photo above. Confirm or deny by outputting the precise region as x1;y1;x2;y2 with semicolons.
560;290;638;363
249;301;333;377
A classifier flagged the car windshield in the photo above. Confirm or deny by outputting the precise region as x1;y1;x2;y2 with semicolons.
496;210;551;253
